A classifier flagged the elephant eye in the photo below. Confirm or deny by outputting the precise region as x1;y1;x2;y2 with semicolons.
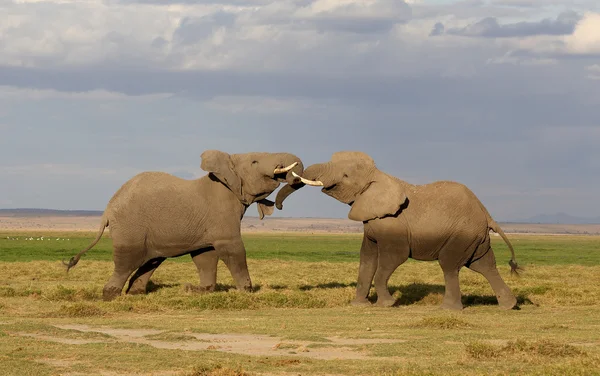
251;161;258;166
343;174;349;178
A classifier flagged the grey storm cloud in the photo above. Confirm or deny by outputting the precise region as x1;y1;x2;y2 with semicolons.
0;64;581;112
429;22;444;36
173;11;237;45
437;10;581;38
252;0;412;34
306;1;412;34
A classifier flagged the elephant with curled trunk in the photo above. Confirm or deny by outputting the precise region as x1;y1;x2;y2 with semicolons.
276;151;520;311
65;150;305;301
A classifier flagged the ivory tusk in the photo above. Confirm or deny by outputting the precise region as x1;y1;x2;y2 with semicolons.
273;162;298;174
292;171;324;186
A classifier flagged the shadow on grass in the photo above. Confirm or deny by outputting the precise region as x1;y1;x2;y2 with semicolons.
146;281;264;294
268;285;289;291
146;281;180;293
388;283;446;306
462;293;534;308
299;282;357;291
297;281;534;308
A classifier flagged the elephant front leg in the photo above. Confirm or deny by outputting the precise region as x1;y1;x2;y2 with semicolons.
215;239;253;292
373;240;409;307
352;235;378;306
190;250;219;293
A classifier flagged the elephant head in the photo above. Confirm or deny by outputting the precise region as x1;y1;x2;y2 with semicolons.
276;151;407;222
201;150;304;219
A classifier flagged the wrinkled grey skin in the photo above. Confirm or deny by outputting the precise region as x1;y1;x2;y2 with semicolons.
65;150;304;301
278;151;520;311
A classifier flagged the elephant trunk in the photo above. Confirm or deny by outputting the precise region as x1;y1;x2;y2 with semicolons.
275;163;332;210
273;155;305;210
283;156;305;187
275;182;304;210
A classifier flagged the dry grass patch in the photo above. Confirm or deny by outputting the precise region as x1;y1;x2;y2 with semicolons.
185;365;252;376
466;339;587;360
53;303;106;317
414;315;473;330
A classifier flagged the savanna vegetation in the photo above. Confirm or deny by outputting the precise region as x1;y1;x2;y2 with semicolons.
0;231;599;375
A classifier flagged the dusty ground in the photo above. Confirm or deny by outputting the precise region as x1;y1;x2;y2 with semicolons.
12;323;404;361
1;215;600;234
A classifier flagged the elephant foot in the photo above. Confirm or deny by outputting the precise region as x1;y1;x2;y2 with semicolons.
184;283;215;294
375;297;396;307
127;280;147;295
102;286;122;301
351;298;372;307
238;284;253;293
127;286;147;295
440;300;463;311
497;294;517;310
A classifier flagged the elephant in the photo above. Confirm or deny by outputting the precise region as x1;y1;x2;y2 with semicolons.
276;151;520;311
65;150;305;301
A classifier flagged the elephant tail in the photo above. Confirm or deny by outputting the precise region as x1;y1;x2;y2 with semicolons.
63;215;109;272
488;219;522;277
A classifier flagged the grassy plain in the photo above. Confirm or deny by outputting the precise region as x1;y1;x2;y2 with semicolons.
0;231;599;376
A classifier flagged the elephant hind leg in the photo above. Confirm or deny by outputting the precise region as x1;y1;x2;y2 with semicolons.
467;248;517;310
216;239;252;292
126;257;166;295
103;246;146;301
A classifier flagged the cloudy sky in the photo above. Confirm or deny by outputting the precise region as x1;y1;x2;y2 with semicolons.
1;0;599;221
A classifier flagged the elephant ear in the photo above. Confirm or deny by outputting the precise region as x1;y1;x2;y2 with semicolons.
348;177;407;222
256;199;275;220
201;150;243;201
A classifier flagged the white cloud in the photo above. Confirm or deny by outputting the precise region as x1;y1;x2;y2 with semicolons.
564;12;600;54
587;64;600;79
204;95;328;113
486;52;558;66
0;86;172;100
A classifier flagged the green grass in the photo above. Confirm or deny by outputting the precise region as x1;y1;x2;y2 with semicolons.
1;232;599;266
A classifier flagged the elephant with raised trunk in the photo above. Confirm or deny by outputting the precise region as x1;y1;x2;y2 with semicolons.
276;151;520;311
65;150;305;301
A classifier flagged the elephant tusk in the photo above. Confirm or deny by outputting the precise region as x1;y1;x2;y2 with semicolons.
292;171;324;186
273;162;298;174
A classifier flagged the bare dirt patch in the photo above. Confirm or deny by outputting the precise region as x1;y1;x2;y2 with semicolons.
21;324;406;360
15;332;106;345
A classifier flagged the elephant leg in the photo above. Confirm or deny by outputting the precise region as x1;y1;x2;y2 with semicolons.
468;247;517;310
373;240;409;307
103;246;145;301
352;235;378;306
214;239;252;292
438;253;463;311
189;249;219;293
126;257;166;295
439;268;462;311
